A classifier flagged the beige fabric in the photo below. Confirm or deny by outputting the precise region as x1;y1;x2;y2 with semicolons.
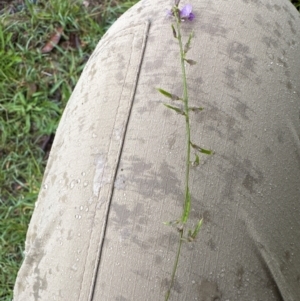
14;0;300;300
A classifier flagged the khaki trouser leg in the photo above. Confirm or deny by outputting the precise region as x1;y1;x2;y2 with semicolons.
14;0;300;300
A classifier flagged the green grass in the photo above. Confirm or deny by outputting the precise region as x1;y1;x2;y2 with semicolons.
0;0;299;300
0;0;138;300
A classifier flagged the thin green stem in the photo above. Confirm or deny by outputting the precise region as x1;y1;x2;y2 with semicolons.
164;230;184;301
164;11;192;301
175;14;191;224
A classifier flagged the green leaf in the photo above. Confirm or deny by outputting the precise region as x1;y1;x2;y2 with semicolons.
190;142;213;155
171;24;177;38
191;218;203;239
157;88;181;100
157;88;173;98
184;31;194;54
189;106;203;112
192;153;200;167
164;103;185;115
184;59;197;65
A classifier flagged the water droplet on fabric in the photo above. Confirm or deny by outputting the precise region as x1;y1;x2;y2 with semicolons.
43;184;48;190
81;172;86;176
92;133;97;138
70;180;76;189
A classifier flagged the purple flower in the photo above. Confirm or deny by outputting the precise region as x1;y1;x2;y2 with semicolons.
180;4;195;21
167;4;195;21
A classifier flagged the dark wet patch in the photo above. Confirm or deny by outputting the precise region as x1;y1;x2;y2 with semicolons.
197;279;222;301
282;4;296;20
219;154;264;199
254;13;264;27
265;3;272;11
207;238;217;251
195;102;245;144
235;265;245;288
131;234;153;250
173;278;183;294
234;101;250;121
154;255;162;265
202;210;211;224
286;81;293;90
288;20;297;35
223;66;240;92
242;174;258;193
115;71;124;82
262;36;279;49
227;41;256;73
125;157;181;199
264;146;273;156
134;224;142;232
273;4;281;11
144;59;164;72
111;203;131;226
273;29;281;38
161;277;183;294
199;13;228;38
157;232;178;248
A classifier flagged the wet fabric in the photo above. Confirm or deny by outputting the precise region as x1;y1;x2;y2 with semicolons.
13;0;300;300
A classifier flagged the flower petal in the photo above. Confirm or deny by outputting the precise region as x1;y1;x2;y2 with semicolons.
188;12;195;21
180;4;192;18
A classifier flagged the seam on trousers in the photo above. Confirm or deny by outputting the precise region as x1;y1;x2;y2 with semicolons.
86;20;151;301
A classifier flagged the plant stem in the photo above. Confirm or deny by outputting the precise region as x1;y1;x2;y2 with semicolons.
164;230;184;301
165;11;192;301
175;14;191;224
